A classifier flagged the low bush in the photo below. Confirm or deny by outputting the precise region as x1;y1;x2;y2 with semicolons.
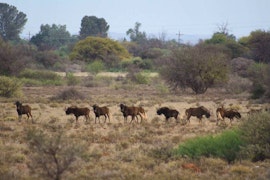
251;83;266;99
174;129;244;163
85;60;105;74
66;73;81;86
126;70;150;85
26;128;87;180
0;76;23;97
52;87;85;100
19;69;63;86
239;112;270;162
225;74;252;94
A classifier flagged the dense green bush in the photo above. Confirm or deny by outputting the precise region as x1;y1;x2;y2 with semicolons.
85;60;105;74
174;129;244;163
239;112;270;162
0;76;23;97
70;37;131;64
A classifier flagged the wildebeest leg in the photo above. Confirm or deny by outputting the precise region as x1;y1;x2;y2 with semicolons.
26;114;30;122
103;115;108;123
104;115;107;123
85;115;90;122
138;114;143;123
28;112;34;123
198;116;202;123
186;115;191;124
18;115;22;122
216;118;219;125
130;115;136;123
135;115;139;123
174;116;179;123
95;116;100;123
107;114;110;123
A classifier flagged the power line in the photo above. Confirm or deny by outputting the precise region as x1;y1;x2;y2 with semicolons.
176;30;184;44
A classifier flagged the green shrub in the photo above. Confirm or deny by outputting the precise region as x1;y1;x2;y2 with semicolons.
66;73;81;86
86;60;105;74
19;69;63;86
174;129;244;163
0;76;23;97
134;72;150;84
239;112;270;162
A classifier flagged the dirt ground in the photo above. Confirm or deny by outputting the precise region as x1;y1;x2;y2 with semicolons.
4;86;259;125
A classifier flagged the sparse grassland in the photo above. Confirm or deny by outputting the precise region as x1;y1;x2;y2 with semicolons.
0;75;269;179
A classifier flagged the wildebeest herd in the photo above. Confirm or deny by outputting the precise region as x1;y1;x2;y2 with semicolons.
14;101;246;125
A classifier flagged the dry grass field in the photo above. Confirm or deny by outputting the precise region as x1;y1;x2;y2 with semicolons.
1;80;270;179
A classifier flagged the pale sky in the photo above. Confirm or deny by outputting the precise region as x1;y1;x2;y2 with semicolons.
2;0;270;40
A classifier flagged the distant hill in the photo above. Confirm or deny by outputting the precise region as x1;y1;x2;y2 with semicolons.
108;32;211;45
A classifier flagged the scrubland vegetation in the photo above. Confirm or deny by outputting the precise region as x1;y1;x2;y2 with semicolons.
1;2;270;179
0;76;270;179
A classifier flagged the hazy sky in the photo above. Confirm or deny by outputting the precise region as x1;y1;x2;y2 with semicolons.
2;0;270;40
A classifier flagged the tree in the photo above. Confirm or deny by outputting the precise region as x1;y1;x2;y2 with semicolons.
248;63;269;99
126;22;147;44
204;23;246;59
70;36;131;67
205;32;245;58
30;24;71;50
160;44;228;94
0;3;27;41
0;37;34;75
79;16;109;39
246;30;270;63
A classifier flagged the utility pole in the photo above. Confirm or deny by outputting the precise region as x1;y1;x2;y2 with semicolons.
28;31;31;41
176;31;183;44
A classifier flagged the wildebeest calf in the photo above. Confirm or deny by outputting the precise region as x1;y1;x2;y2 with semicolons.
92;104;110;123
157;107;179;122
119;104;147;123
15;101;33;123
216;107;241;125
185;106;210;123
65;106;90;123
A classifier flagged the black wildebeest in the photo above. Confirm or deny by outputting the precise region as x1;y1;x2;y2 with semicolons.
157;107;179;122
119;104;147;123
65;106;90;123
14;101;33;123
92;104;110;123
185;106;211;123
216;106;241;125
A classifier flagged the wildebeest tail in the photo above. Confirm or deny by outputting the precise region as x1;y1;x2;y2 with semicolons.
185;109;189;117
216;111;223;120
139;111;147;120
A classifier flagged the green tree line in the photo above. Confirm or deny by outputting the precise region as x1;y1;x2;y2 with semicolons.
0;2;270;97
